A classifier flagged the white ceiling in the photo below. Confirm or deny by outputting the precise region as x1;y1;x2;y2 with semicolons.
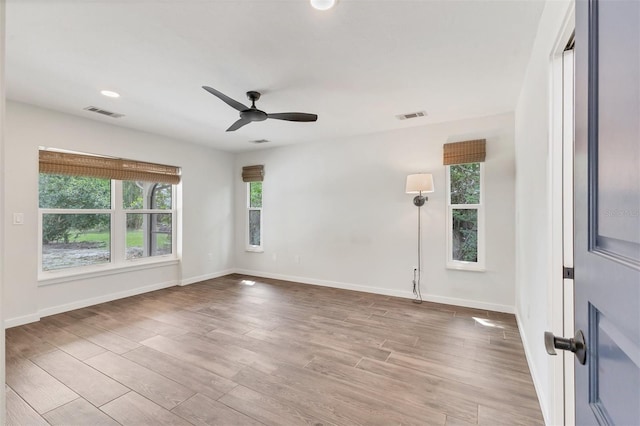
6;0;545;152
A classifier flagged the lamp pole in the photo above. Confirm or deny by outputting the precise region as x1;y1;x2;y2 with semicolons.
413;191;427;304
405;173;433;305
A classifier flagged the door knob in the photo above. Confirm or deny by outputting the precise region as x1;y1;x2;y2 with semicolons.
544;330;587;365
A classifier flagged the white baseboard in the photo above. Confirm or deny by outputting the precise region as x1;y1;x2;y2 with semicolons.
4;313;41;329
234;269;514;314
180;269;235;286
235;269;416;299
421;293;514;314
515;310;550;426
37;279;179;319
3;270;235;328
5;268;514;328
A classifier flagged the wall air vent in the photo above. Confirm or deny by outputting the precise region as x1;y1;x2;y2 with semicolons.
396;111;427;121
83;106;125;118
251;139;270;144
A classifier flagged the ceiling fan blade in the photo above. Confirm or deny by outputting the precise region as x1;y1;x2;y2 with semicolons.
202;86;248;111
267;112;318;122
226;118;252;132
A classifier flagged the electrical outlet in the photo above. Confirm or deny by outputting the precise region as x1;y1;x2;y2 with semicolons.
294;255;301;264
207;253;213;262
272;253;277;262
13;213;24;225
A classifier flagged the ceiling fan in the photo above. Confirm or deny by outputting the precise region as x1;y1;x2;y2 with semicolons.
202;86;318;132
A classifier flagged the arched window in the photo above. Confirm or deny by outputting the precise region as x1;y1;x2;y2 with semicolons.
149;183;172;256
122;181;175;261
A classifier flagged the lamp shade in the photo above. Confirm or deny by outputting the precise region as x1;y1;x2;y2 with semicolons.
310;0;336;10
405;173;434;194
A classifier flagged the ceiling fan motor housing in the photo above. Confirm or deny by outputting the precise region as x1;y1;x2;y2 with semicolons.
241;108;268;122
241;91;267;121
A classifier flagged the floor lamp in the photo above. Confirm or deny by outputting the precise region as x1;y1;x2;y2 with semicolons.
406;173;434;304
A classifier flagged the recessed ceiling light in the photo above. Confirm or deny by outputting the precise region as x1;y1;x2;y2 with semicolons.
100;90;120;98
310;0;336;11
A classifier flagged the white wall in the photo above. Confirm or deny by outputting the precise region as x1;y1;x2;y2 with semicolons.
3;106;517;321
514;1;572;424
235;113;516;313
4;102;235;325
0;0;7;421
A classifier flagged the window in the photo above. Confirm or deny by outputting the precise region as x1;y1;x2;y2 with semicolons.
40;174;112;271
38;150;179;277
123;182;174;260
446;162;485;270
242;164;264;252
246;181;263;251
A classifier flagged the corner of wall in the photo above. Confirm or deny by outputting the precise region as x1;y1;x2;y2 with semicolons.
515;306;550;426
513;1;574;425
0;0;6;421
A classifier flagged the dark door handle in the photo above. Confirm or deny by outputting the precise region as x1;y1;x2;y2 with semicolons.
544;330;587;365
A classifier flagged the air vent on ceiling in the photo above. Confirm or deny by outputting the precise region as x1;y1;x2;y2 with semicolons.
83;106;125;118
251;139;270;144
396;111;427;121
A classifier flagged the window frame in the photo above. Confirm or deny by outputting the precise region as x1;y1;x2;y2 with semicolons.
246;181;263;252
445;162;485;271
38;178;178;282
121;181;176;260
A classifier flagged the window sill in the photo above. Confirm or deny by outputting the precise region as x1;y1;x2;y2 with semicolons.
446;262;486;272
245;247;264;253
38;257;180;287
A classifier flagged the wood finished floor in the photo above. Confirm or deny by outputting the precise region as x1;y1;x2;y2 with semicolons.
6;274;544;425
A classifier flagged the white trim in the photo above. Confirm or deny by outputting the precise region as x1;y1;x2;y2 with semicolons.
0;2;6;421
39;177;178;275
548;7;576;426
4;313;41;329
121;209;173;214
562;47;576;426
562;54;575;270
38;258;180;286
563;277;576;425
38;210;43;274
516;311;551;426
113;179;123;262
37;279;178;318
8;267;515;336
445;163;486;271
445;261;486;272
245;181;263;251
8;270;236;328
175;182;183;262
180;269;236;286
234;268;514;314
9;278;180;327
39;208;113;214
549;40;567;426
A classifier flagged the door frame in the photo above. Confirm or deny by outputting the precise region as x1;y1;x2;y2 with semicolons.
0;0;6;422
549;5;576;425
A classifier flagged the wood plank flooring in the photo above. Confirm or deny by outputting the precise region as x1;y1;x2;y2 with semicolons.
6;274;544;425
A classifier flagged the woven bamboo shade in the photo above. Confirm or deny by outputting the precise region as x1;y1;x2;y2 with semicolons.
242;165;264;182
39;150;181;184
443;139;486;165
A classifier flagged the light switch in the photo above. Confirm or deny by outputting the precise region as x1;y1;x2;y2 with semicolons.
13;213;24;225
